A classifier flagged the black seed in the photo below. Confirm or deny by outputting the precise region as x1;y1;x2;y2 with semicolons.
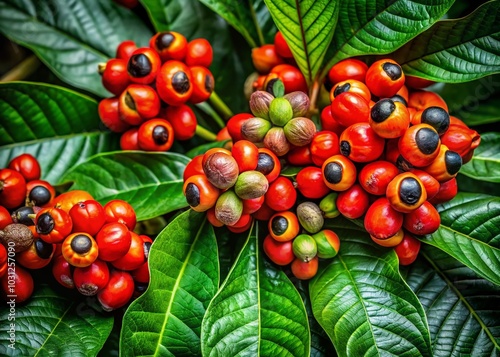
334;83;351;97
445;151;462;175
256;153;274;175
382;62;402;81
124;91;136;111
143;241;152;261
324;162;343;184
172;71;190;94
416;127;440;155
153;125;169;145
128;53;152;78
265;78;279;95
35;239;54;259
271;216;288;236
396;155;413;172
371;99;396;123
12;206;35;226
391;94;407;107
29;186;51;206
340;141;351;156
185;183;200;207
71;234;92;254
204;74;214;93
155;32;175;50
399;177;422;205
36;212;54;235
421;106;450;135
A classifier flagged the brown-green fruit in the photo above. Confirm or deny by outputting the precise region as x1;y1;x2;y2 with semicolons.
241;117;272;142
249;91;274;120
292;234;317;262
215;190;243;226
284;117;316;147
283;91;310;118
203;152;239;190
297;202;324;234
234;171;269;200
319;192;340;219
263;127;290;157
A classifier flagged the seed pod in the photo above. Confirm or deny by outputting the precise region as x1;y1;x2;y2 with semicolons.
234;170;269;200
312;230;340;259
369;99;410;139
215;190;243;226
322;155;357;191
241;117;272;143
364;197;403;240
413;106;450;135
183;174;220;212
283;91;310;118
399;124;441;167
319;192;340;219
296;202;324;234
0;223;34;253
371;228;405;248
268;211;300;242
249;91;274;120
386;172;427;213
203;152;239;190
403;201;441;235
292;234;318;262
423;145;462;182
263;127;290;157
283;117;316;147
269;97;294;126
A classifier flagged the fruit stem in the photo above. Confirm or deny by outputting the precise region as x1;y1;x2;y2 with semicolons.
0;55;40;82
208;91;234;120
196;102;225;129
308;79;320;116
195;125;217;142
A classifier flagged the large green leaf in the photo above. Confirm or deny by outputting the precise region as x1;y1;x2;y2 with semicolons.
423;193;500;286
0;284;113;356
394;1;500;83
460;132;500;183
120;210;219;356
437;75;500;126
0;0;151;97
310;218;432;357
402;247;500;356
321;0;454;78
201;222;310;357
0;82;119;183
457;174;500;197
60;151;190;221
263;0;339;84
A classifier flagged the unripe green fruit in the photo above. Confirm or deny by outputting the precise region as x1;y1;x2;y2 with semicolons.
241;117;272;143
313;229;340;259
297;202;324;234
319;192;340;219
215;190;243;226
269;97;293;126
292;234;317;262
234;171;269;200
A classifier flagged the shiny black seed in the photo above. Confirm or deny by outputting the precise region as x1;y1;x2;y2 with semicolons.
71;234;92;254
29;186;51;206
340;141;351;157
204;74;214;92
36;212;54;235
271;216;288;236
185;183;200;207
324;162;343;184
334;83;351;97
399;177;422;205
155;32;174;50
143;241;152;261
382;62;402;81
153;125;169;145
256;153;274;175
416;127;440;155
391;95;407;106
444;151;462;175
128;54;152;78
421;106;450;135
172;71;190;94
35;239;54;259
12;206;35;226
371;99;396;123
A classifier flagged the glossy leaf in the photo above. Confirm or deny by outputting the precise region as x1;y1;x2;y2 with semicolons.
120;210;219;356
264;0;339;84
0;0;151;97
402;247;500;356
395;1;500;83
0;285;113;356
60;151;190;221
457;174;500;197
460;132;500;183
201;222;310;357
437;75;500;126
310;218;432;357
321;0;454;78
0;82;119;183
423;193;500;286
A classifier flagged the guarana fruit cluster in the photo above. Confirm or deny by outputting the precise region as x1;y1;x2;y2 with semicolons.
183;35;481;280
0;154;149;310
97;31;214;151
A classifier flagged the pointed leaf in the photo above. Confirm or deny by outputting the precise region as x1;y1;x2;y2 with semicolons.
0;285;113;356
201;223;310;357
0;82;119;183
394;1;500;83
0;0;151;97
321;0;454;78
60;151;190;221
120;210;218;356
310;218;432;357
423;193;500;285
263;0;340;84
402;247;500;356
460;132;500;183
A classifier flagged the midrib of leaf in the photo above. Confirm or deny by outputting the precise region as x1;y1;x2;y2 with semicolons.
33;298;74;357
295;0;312;82
0;131;108;149
421;250;500;351
256;223;261;356
468;156;500;163
88;179;184;201
152;217;208;357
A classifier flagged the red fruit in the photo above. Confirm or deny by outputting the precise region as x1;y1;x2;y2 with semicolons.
8;154;41;182
330;92;370;127
165;105;197;141
73;259;110;296
104;199;136;230
295;167;330;199
101;58;130;95
263;234;295;266
265;176;297;212
186;38;213;67
0;169;27;209
98;97;131;133
1;265;34;303
336;184;370;219
394;233;421;265
97;270;135;311
95;222;132;262
69;200;106;236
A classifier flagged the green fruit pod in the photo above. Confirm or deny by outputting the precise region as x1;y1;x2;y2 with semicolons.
292;234;318;262
313;229;340;259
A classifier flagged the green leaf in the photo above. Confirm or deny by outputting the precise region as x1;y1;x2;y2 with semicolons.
423;193;500;286
0;82;119;183
321;0;454;78
60;151;190;221
402;247;500;356
264;0;340;84
310;218;432;357
457;174;500;197
120;210;219;356
0;284;113;356
394;1;500;83
0;0;152;97
437;75;500;126
201;222;310;357
460;132;500;183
